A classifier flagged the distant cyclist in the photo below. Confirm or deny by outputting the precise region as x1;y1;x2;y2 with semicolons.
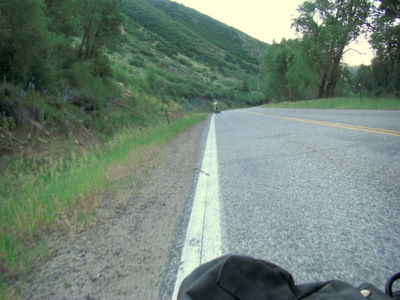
213;99;219;113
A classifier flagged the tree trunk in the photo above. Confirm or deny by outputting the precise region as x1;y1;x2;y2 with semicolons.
318;72;328;98
318;45;346;98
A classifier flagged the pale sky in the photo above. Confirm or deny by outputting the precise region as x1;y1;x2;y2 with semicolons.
173;0;374;65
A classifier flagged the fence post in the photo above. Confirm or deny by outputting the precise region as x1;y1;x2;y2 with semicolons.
165;109;170;125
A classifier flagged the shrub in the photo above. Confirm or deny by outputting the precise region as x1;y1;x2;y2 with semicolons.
111;61;133;85
129;56;145;68
0;116;16;130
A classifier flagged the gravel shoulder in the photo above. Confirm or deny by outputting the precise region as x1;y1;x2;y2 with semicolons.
13;118;208;300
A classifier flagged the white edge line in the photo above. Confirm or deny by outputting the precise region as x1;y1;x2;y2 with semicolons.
171;115;222;299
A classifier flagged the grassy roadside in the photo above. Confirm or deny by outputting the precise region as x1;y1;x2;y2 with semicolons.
262;97;400;110
0;113;208;297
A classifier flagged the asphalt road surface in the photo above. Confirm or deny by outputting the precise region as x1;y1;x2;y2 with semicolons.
168;107;400;298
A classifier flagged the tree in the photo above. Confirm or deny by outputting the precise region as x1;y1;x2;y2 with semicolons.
44;0;77;36
293;0;372;98
241;80;250;93
370;0;400;96
0;0;49;85
260;42;289;101
283;39;320;100
260;39;318;101
355;64;374;94
75;0;122;60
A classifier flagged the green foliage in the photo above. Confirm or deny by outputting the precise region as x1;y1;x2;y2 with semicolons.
260;39;318;102
75;0;122;60
0;0;128;148
292;0;372;98
0;116;16;131
354;65;374;95
0;0;50;85
6;0;265;108
129;56;146;68
0;0;121;119
119;0;264;101
259;0;399;101
147;0;263;67
262;96;400;110
0;94;206;285
44;0;77;36
111;62;132;86
145;65;162;93
0;83;59;128
260;43;288;101
369;1;400;97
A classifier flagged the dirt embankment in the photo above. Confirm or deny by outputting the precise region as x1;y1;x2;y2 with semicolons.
12;119;207;299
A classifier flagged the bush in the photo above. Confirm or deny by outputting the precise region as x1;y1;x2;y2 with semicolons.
129;56;145;68
175;56;192;67
72;78;111;114
111;61;133;85
156;43;178;57
91;55;112;78
139;49;154;57
65;59;118;115
0;116;16;130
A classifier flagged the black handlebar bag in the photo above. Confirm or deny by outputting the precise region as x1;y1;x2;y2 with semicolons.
178;255;393;300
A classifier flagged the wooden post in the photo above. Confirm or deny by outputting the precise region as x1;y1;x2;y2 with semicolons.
165;109;170;125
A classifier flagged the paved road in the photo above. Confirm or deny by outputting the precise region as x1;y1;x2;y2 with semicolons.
169;107;400;298
217;108;400;286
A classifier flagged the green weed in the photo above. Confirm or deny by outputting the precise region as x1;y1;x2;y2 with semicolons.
0;116;17;130
0;112;207;292
263;97;400;110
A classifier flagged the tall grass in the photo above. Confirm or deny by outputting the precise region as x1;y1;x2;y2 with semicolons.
263;96;400;110
0;113;207;286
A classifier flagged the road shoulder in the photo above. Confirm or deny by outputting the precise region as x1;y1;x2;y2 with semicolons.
13;118;208;299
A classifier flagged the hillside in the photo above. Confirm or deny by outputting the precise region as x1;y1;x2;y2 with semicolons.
0;0;267;165
0;1;271;294
113;0;266;105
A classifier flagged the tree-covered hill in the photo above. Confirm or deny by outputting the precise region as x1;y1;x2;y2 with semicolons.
0;0;267;164
1;1;270;292
2;0;397;152
123;0;264;62
114;0;266;103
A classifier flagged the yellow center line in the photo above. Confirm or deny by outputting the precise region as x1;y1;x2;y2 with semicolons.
240;110;400;137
